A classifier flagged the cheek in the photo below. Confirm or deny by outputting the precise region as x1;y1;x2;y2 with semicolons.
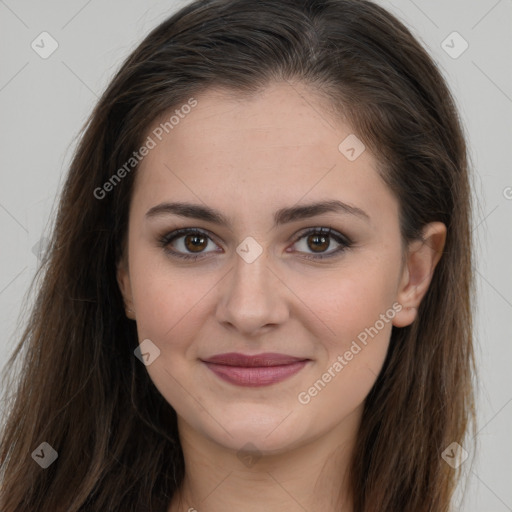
128;258;214;414
294;251;399;411
296;269;395;426
128;251;215;354
301;254;400;347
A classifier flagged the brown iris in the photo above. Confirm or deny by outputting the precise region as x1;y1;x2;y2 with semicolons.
184;233;208;252
307;233;329;252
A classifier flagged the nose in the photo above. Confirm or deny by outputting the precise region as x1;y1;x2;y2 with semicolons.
215;250;290;336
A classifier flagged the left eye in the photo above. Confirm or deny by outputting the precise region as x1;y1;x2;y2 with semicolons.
290;227;351;259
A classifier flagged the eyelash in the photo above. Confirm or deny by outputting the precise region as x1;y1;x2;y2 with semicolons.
158;227;353;262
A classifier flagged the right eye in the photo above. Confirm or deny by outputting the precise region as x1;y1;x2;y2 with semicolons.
158;228;223;260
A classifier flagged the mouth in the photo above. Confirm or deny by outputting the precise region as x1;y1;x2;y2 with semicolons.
201;352;310;387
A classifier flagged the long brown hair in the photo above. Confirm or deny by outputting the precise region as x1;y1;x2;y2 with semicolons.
0;0;475;510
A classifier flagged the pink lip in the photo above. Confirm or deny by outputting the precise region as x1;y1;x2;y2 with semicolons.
202;352;309;387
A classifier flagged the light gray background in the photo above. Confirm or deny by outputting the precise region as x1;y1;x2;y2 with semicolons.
0;1;511;510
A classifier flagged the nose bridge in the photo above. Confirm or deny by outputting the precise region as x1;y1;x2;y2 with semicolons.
216;247;288;334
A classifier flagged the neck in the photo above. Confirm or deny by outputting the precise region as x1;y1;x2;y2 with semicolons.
168;409;361;512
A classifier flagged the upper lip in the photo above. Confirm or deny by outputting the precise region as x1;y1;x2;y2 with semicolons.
202;352;308;367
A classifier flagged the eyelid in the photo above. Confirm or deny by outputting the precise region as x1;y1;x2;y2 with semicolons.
291;226;351;245
158;227;223;260
288;226;352;259
160;227;219;246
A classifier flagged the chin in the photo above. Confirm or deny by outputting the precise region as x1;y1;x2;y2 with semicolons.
194;408;311;455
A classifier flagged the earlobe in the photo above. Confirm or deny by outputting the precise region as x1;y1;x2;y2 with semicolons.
392;222;446;327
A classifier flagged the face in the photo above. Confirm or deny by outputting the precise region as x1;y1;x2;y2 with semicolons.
117;81;439;456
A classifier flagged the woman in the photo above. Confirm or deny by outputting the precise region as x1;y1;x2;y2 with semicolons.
0;0;475;510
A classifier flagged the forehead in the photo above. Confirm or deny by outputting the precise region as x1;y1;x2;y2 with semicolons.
131;82;397;223
145;82;347;160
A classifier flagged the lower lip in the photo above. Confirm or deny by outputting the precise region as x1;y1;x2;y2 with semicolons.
203;361;308;387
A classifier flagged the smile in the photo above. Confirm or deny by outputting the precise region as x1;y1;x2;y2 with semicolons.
202;352;310;387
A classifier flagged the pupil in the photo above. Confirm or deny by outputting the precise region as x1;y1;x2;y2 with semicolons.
308;234;329;252
185;234;206;252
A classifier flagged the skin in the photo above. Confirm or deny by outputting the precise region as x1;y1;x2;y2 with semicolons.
117;81;446;512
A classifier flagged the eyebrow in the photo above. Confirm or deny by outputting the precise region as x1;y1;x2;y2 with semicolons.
145;199;370;227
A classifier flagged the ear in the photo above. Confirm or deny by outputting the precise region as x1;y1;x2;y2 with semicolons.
116;255;135;320
392;222;447;327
